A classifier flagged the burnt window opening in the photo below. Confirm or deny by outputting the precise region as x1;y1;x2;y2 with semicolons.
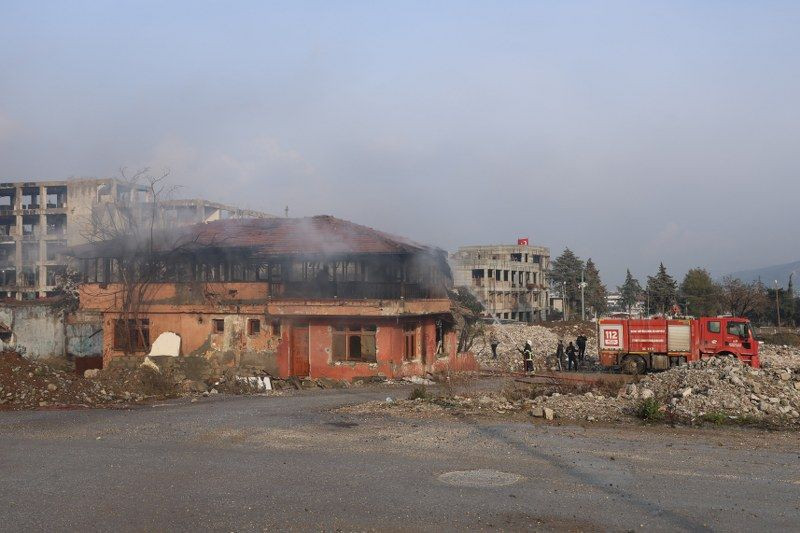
46;214;67;236
19;266;37;287
247;319;260;335
113;319;150;351
46;265;66;286
45;186;67;208
212;319;225;333
0;244;14;264
0;267;15;286
403;323;417;361
272;320;281;336
46;241;66;262
21;187;40;210
435;321;444;355
0;189;14;211
22;243;39;264
22;215;39;236
510;253;522;262
0;216;15;236
332;324;376;362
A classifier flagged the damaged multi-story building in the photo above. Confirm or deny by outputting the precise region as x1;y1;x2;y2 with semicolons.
69;216;473;380
450;242;550;322
0;178;272;300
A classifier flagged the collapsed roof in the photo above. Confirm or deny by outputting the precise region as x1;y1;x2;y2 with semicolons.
68;215;441;259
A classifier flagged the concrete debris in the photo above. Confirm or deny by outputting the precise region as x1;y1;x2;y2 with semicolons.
0;350;175;410
140;357;161;374
759;344;800;369
475;322;599;373
83;368;100;379
235;376;272;392
403;376;435;385
343;342;800;428
148;332;181;357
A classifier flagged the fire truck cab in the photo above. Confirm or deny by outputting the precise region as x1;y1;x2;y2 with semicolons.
597;316;759;373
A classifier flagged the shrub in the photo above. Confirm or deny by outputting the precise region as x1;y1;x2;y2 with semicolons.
700;412;727;425
408;385;428;400
636;397;664;421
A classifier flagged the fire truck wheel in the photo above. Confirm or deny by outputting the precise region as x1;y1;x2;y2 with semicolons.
621;355;646;375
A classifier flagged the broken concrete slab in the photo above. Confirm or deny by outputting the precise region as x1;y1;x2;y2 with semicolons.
148;332;181;357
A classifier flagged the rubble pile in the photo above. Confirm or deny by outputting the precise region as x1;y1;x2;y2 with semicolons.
759;343;800;369
637;356;800;422
475;322;598;372
349;349;800;427
0;351;177;410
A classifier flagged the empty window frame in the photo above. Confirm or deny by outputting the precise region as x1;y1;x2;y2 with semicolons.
22;215;39;236
22;243;39;263
21;187;39;209
46;240;66;261
271;320;281;336
46;214;67;236
247;318;260;335
0;189;14;210
113;319;150;351
403;323;417;361
332;324;377;362
212;319;225;333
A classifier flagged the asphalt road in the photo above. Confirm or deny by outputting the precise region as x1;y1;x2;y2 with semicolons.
1;386;799;532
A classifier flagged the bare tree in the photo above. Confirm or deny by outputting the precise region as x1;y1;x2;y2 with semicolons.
719;276;769;318
79;168;186;355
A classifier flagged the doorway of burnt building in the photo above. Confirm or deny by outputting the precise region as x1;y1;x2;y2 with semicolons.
290;324;310;377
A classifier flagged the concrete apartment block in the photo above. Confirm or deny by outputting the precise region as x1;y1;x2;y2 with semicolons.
0;178;273;300
451;243;550;322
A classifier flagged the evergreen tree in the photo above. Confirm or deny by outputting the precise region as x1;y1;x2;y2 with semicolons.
583;258;607;316
679;268;721;317
646;263;678;315
617;269;642;315
549;248;584;317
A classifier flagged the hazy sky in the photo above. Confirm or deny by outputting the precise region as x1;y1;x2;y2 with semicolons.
1;1;798;286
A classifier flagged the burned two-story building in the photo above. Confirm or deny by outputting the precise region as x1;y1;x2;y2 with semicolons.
69;216;474;380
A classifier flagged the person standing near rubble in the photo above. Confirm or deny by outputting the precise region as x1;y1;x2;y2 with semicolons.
517;340;534;373
566;341;578;371
490;334;500;359
555;340;565;371
576;335;587;361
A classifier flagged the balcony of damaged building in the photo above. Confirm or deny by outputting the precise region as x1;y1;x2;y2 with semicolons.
64;216;477;383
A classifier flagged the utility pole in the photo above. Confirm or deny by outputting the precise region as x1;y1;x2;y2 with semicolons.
562;281;567;322
774;280;782;329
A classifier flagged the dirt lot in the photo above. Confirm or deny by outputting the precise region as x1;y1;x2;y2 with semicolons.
2;385;799;531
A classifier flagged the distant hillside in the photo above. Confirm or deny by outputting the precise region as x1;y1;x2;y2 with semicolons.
727;260;800;287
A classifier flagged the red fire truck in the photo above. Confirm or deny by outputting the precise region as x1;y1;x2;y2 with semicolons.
597;316;759;373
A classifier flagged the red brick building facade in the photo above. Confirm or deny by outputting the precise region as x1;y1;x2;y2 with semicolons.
72;216;475;380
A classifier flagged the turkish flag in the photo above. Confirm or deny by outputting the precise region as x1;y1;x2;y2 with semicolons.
517;238;529;246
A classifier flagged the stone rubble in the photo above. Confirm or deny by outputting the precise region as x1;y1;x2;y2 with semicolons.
348;341;800;428
476;322;599;372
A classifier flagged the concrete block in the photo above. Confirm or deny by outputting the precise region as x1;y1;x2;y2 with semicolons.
148;332;181;357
